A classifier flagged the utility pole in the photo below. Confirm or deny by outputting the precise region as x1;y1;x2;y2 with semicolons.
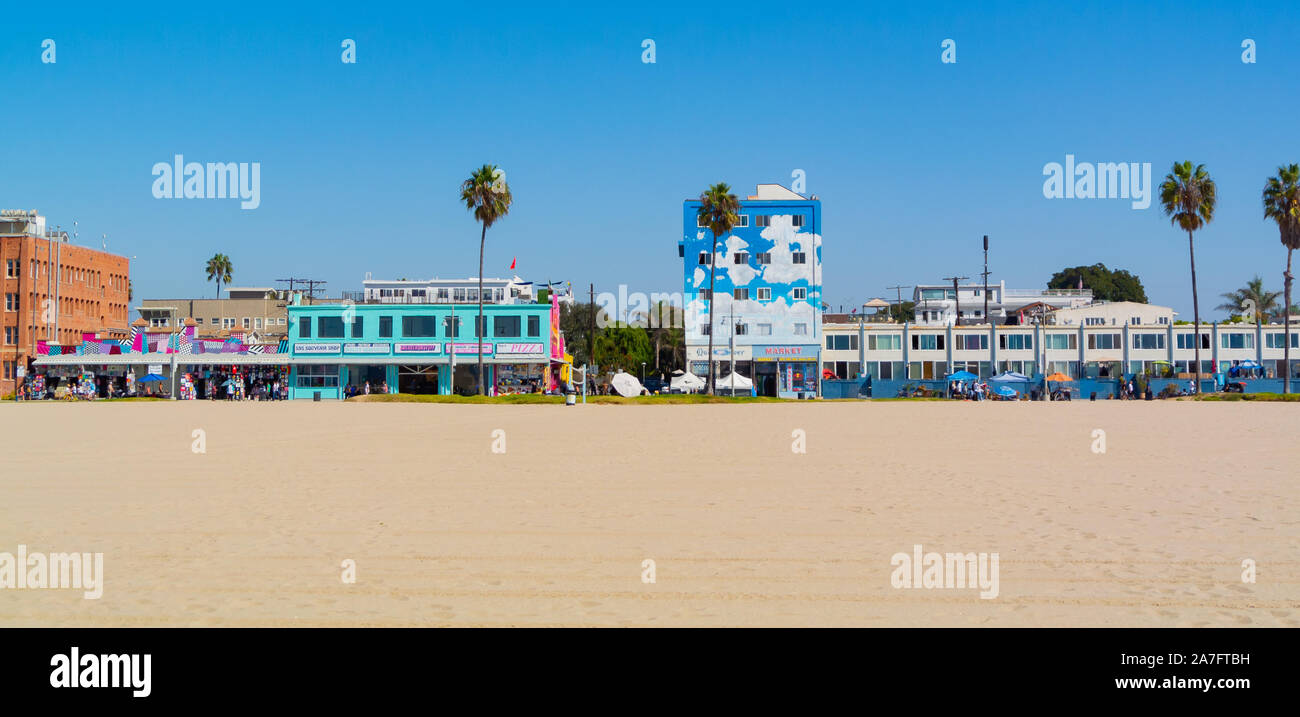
942;276;969;326
588;283;596;372
886;285;911;323
981;235;991;325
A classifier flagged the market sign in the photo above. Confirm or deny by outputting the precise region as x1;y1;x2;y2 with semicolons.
753;344;819;361
343;343;392;354
395;343;442;354
147;364;163;374
447;343;494;356
296;343;342;354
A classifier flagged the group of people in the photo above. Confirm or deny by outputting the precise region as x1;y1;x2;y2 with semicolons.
947;380;991;401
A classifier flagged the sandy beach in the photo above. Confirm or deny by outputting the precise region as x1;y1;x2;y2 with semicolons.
0;400;1296;627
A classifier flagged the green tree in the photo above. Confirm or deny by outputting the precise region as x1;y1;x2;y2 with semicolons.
1263;164;1300;393
460;164;512;395
1046;263;1148;303
559;301;605;368
594;323;653;375
887;300;916;322
204;254;233;298
642;300;685;376
1215;276;1280;324
1160;161;1217;393
696;183;740;395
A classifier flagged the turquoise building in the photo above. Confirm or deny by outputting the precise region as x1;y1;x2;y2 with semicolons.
287;302;552;399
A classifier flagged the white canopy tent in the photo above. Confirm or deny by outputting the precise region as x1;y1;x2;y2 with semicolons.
714;372;753;394
670;371;706;393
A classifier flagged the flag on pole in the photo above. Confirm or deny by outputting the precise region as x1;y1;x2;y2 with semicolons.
509;257;516;270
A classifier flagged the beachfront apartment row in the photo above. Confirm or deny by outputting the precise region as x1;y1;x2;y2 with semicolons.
820;319;1300;381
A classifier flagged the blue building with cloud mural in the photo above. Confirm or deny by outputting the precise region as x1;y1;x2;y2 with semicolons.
679;183;823;398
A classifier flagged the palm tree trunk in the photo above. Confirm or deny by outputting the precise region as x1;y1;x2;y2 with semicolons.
1189;230;1201;394
477;223;486;396
705;243;716;395
1285;248;1294;394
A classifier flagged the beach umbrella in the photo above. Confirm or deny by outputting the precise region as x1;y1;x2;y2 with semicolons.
610;371;644;397
1238;360;1260;368
989;371;1029;382
221;379;236;388
1045;372;1073;382
995;385;1018;397
945;370;978;381
137;373;168;383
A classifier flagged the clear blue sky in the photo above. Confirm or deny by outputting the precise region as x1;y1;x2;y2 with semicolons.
3;0;1298;318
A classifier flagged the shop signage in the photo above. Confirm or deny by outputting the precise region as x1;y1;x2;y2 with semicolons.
296;343;341;354
395;343;442;354
496;342;544;356
447;343;494;356
753;344;819;361
147;364;163;374
344;343;392;354
687;345;752;360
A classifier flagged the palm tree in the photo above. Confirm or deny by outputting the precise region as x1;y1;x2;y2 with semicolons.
1160;162;1216;393
205;254;233;298
646;300;684;375
460;165;512;395
1264;164;1300;393
697;183;740;395
1216;276;1280;324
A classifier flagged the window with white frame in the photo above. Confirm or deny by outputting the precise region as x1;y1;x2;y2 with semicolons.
755;287;771;301
756;323;772;336
756;252;771;264
733;288;749;300
792;288;806;300
793;323;808;335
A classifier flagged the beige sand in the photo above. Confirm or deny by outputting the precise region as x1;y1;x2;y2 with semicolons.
0;400;1296;627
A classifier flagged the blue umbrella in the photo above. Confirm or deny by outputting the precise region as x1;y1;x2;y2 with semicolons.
995;385;1018;397
945;370;978;381
137;373;168;383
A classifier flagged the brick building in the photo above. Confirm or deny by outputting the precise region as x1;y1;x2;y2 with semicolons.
1;210;131;395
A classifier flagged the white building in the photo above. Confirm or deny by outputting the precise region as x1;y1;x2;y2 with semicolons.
911;280;1093;326
1046;301;1175;327
360;275;573;305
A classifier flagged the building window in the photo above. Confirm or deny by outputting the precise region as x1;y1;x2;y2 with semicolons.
1132;333;1164;350
223;318;235;329
494;316;522;338
733;289;749;300
1086;333;1122;350
733;252;749;264
756;323;772;336
453;288;467;302
1177;333;1210;350
195;318;204;324
527;315;540;337
402;316;438;337
701;323;711;336
757;252;771;264
954;334;987;350
792;288;806;300
792;215;805;227
299;316;312;338
278;317;286;325
911;334;945;350
211;317;219;325
5;260;16;278
378;316;393;338
242;317;251;329
3;326;15;344
698;289;712;300
755;287;771;301
734;323;747;336
1220;333;1253;349
698;251;711;265
318;316;345;338
473;315;488;338
254;318;262;329
868;334;901;350
4;293;15;311
437;288;449;300
999;334;1033;350
734;215;749;227
1266;333;1300;349
792;252;806;264
756;215;771;228
1045;333;1077;350
3;361;11;379
793;323;808;335
296;364;339;388
350;316;364;338
444;316;461;337
410;289;427;298
697;215;707;228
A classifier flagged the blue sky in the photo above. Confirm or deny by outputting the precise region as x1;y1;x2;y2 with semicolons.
2;0;1298;317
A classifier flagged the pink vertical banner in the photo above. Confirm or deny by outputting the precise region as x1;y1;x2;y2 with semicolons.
549;292;561;360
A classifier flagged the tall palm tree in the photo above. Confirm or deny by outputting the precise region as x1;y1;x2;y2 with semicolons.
460;165;512;395
697;183;740;395
1160;162;1216;393
1215;276;1280;324
1263;164;1300;393
205;254;233;298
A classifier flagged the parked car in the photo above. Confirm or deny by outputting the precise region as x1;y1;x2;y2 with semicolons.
642;377;668;394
